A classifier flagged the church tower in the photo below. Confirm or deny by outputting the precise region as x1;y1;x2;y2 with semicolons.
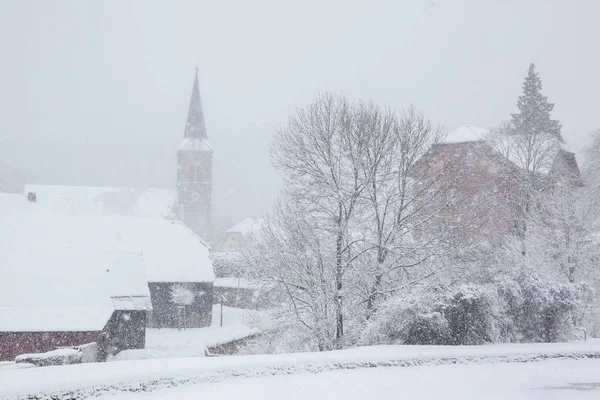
177;69;213;239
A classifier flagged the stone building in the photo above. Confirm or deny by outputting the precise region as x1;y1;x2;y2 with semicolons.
414;124;583;245
177;69;213;240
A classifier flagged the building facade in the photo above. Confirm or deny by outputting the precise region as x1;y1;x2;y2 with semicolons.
414;125;583;245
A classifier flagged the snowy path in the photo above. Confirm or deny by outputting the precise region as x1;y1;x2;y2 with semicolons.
98;358;600;400
3;341;600;399
111;305;268;361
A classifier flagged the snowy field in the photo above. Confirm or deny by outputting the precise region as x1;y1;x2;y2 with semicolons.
2;341;600;399
98;358;600;400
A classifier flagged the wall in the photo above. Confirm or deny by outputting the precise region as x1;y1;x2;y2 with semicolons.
415;142;521;245
222;232;243;251
0;331;99;362
177;150;212;239
207;334;260;355
148;282;213;328
104;310;147;353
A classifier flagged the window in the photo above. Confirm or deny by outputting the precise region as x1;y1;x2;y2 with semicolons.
466;151;474;168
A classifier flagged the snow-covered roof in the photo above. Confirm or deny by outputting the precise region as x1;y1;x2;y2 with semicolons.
0;192;214;332
24;184;175;219
226;217;264;235
442;124;489;144
0;194;153;332
213;277;260;290
0;245;123;332
179;138;213;152
2;194;214;283
90;217;214;283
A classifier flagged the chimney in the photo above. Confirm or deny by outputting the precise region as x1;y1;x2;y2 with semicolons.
27;192;36;202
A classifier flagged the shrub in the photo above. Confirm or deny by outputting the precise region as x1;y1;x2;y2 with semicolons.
359;289;451;346
361;274;588;346
444;285;501;345
498;273;585;343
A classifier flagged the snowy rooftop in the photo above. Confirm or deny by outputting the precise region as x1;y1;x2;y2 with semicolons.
213;277;260;290
1;193;214;283
0;246;116;332
0;194;154;332
0;192;215;331
24;184;175;219
226;217;264;235
442;124;489;144
91;217;215;283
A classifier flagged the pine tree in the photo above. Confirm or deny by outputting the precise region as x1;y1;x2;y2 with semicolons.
510;63;563;142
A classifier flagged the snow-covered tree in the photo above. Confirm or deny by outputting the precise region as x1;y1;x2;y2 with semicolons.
354;106;450;318
170;283;195;306
251;94;451;351
525;186;599;285
0;162;24;194
581;129;600;229
487;118;561;246
510;63;563;142
251;199;339;351
267;93;374;348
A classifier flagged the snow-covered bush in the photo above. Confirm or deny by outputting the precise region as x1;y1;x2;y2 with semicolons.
498;274;588;343
361;285;500;346
361;273;589;346
359;289;450;346
170;284;195;306
211;251;253;278
444;285;502;345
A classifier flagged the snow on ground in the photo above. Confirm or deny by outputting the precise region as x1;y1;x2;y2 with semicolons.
98;358;600;400
111;305;269;361
3;341;600;399
213;277;259;289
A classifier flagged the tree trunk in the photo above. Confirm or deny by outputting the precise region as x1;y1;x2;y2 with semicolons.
335;204;344;346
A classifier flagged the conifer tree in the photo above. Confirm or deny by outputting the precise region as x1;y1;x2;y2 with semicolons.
511;63;563;142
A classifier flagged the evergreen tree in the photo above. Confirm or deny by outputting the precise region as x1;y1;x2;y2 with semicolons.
511;63;563;142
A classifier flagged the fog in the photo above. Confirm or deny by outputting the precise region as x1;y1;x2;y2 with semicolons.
1;0;598;224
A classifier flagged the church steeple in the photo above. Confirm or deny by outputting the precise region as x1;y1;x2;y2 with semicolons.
176;68;213;241
183;68;207;139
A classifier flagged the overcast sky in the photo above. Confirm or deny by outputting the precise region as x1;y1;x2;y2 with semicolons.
1;0;599;224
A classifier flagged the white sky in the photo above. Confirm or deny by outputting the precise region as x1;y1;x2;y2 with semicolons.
0;0;598;223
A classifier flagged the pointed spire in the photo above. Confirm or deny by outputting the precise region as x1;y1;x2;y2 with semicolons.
183;68;207;139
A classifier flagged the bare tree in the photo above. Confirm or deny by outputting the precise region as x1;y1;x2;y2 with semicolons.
269;93;371;347
487;122;561;245
252;94;454;350
530;185;599;284
251;199;338;351
355;105;449;318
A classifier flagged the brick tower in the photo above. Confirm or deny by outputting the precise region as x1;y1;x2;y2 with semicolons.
177;69;213;239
